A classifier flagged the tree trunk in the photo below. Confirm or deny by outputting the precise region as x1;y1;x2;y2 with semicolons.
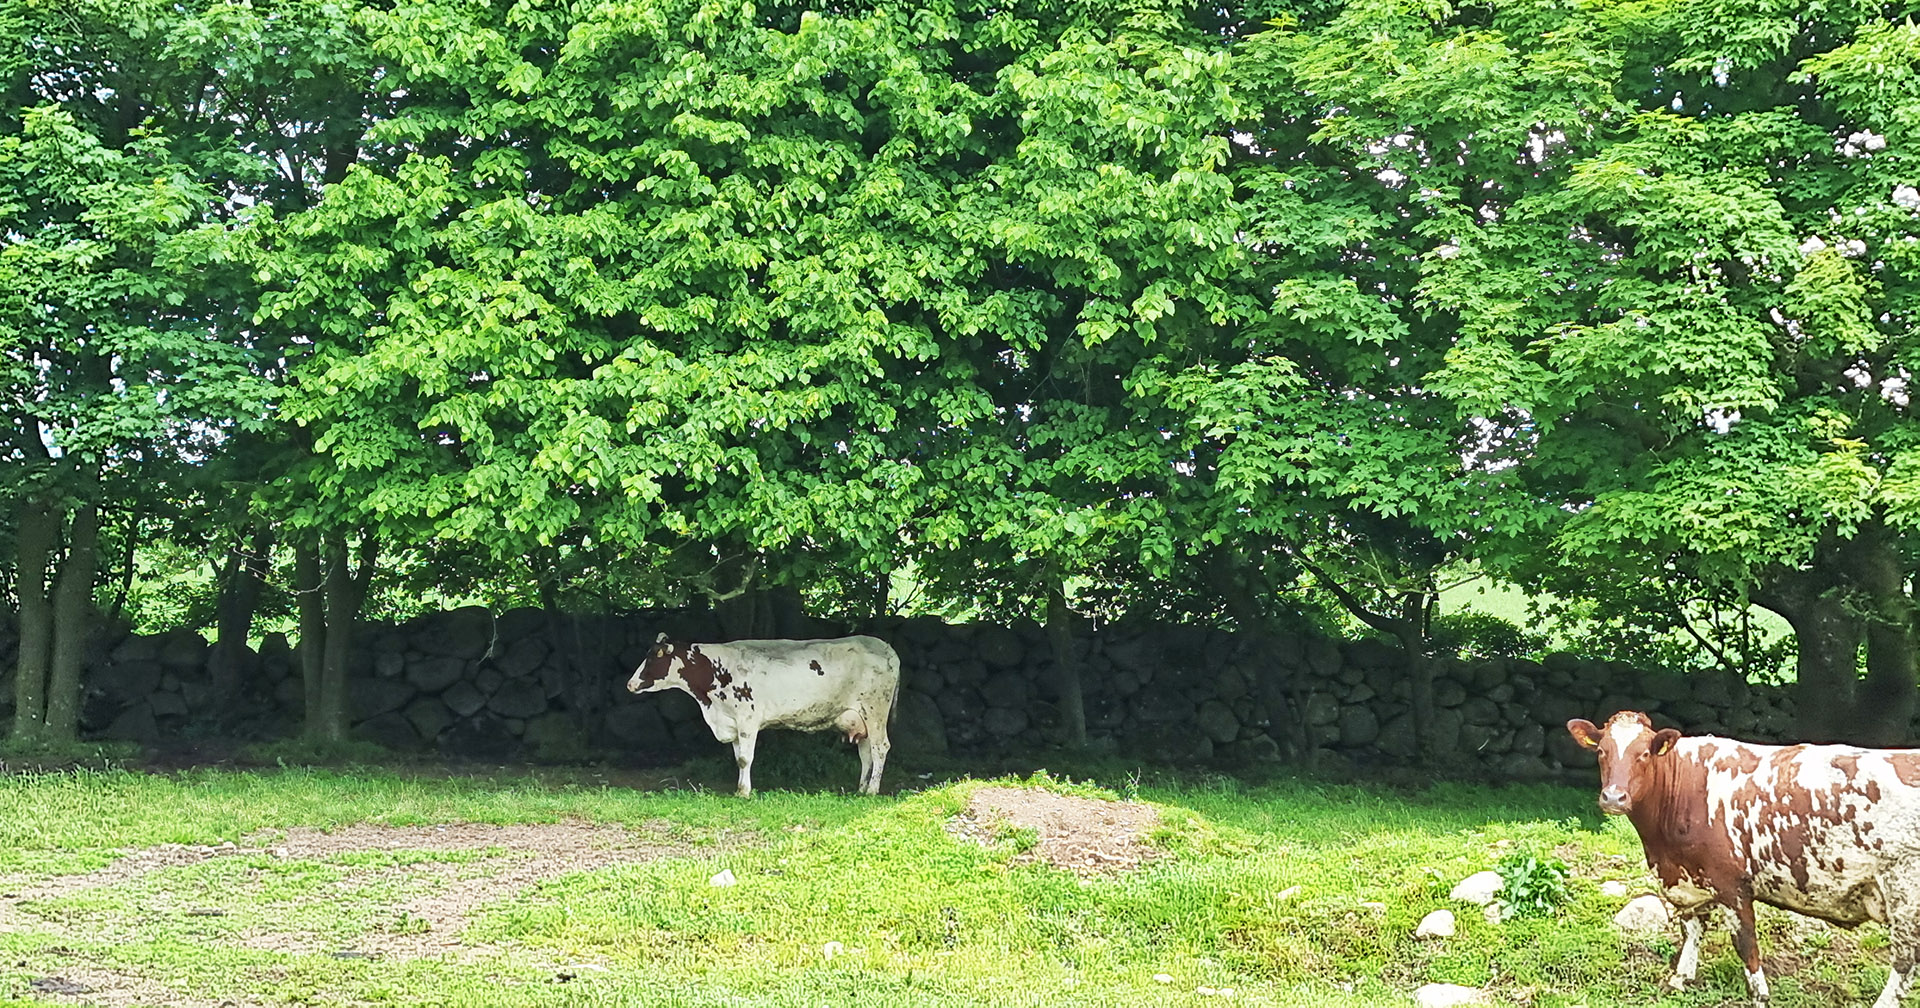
41;503;100;742
11;497;58;742
294;541;329;742
298;532;375;744
316;535;355;742
1397;591;1438;761
1852;522;1917;745
869;564;892;622
104;514;136;629
208;527;274;700
1205;546;1309;763
1757;568;1862;743
1045;571;1087;750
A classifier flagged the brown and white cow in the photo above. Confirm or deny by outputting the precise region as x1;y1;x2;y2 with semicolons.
1569;711;1920;1008
627;633;900;797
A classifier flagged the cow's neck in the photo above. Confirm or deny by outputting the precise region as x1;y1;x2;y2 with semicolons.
1625;743;1711;851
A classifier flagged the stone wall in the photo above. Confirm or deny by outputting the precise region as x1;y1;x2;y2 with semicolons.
16;607;1799;778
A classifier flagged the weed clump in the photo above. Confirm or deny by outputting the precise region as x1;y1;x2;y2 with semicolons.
1493;849;1572;920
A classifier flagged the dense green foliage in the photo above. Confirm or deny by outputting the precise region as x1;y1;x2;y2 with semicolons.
6;0;1920;740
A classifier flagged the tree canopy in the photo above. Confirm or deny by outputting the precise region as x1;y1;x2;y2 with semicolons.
7;0;1920;745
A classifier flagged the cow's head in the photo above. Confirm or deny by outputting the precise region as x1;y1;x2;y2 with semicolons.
627;633;687;694
1567;711;1682;815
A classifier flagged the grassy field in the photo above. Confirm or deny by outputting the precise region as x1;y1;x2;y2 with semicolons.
0;746;1897;1008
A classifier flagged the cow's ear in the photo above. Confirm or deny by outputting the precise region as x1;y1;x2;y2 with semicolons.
654;632;668;644
1566;719;1602;751
1651;728;1682;756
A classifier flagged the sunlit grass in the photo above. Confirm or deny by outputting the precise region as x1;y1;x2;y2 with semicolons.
0;761;1892;1006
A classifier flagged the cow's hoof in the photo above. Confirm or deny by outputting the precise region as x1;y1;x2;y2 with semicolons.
1664;975;1692;993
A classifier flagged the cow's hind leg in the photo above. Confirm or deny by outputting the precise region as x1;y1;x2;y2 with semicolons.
855;733;874;794
864;714;891;795
732;729;759;798
1872;870;1920;1008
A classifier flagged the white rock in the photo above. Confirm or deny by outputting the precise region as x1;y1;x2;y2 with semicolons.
1415;909;1456;939
1152;973;1173;984
708;868;737;887
1599;880;1630;898
1275;885;1302;902
1449;870;1503;906
1613;894;1671;933
1413;982;1490;1007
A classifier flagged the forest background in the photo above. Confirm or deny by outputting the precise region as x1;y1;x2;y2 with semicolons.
5;0;1920;756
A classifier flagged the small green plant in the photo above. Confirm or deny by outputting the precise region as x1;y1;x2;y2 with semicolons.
387;911;433;936
989;819;1040;854
1494;849;1571;920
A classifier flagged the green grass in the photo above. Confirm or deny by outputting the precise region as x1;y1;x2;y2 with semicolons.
0;759;1896;1007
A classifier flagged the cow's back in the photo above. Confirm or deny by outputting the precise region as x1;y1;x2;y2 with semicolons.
713;636;900;728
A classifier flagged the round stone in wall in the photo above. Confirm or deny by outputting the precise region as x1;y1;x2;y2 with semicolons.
983;706;1029;737
1196;700;1239;744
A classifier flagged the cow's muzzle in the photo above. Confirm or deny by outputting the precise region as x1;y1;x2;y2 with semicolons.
1598;787;1630;815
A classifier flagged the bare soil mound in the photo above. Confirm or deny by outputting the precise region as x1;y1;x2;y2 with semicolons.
946;785;1163;877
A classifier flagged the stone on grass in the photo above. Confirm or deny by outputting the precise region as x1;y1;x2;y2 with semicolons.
1449;870;1503;906
708;869;736;887
1415;909;1456;939
1613;894;1670;933
1414;983;1489;1007
1599;880;1631;899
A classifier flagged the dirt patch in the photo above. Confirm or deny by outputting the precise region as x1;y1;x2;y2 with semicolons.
23;962;248;1008
247;820;713;959
945;785;1163;877
0;818;730;1006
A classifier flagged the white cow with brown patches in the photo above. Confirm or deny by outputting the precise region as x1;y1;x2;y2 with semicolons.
1570;710;1920;1007
626;633;900;797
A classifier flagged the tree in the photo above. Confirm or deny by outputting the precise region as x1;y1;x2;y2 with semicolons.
0;104;257;742
258;0;1253;656
1412;5;1920;742
3;0;383;742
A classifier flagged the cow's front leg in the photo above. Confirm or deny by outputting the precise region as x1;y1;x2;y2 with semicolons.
732;729;759;798
1728;897;1768;1007
1666;911;1706;991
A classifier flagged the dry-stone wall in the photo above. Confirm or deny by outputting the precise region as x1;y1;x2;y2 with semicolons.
2;607;1800;778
